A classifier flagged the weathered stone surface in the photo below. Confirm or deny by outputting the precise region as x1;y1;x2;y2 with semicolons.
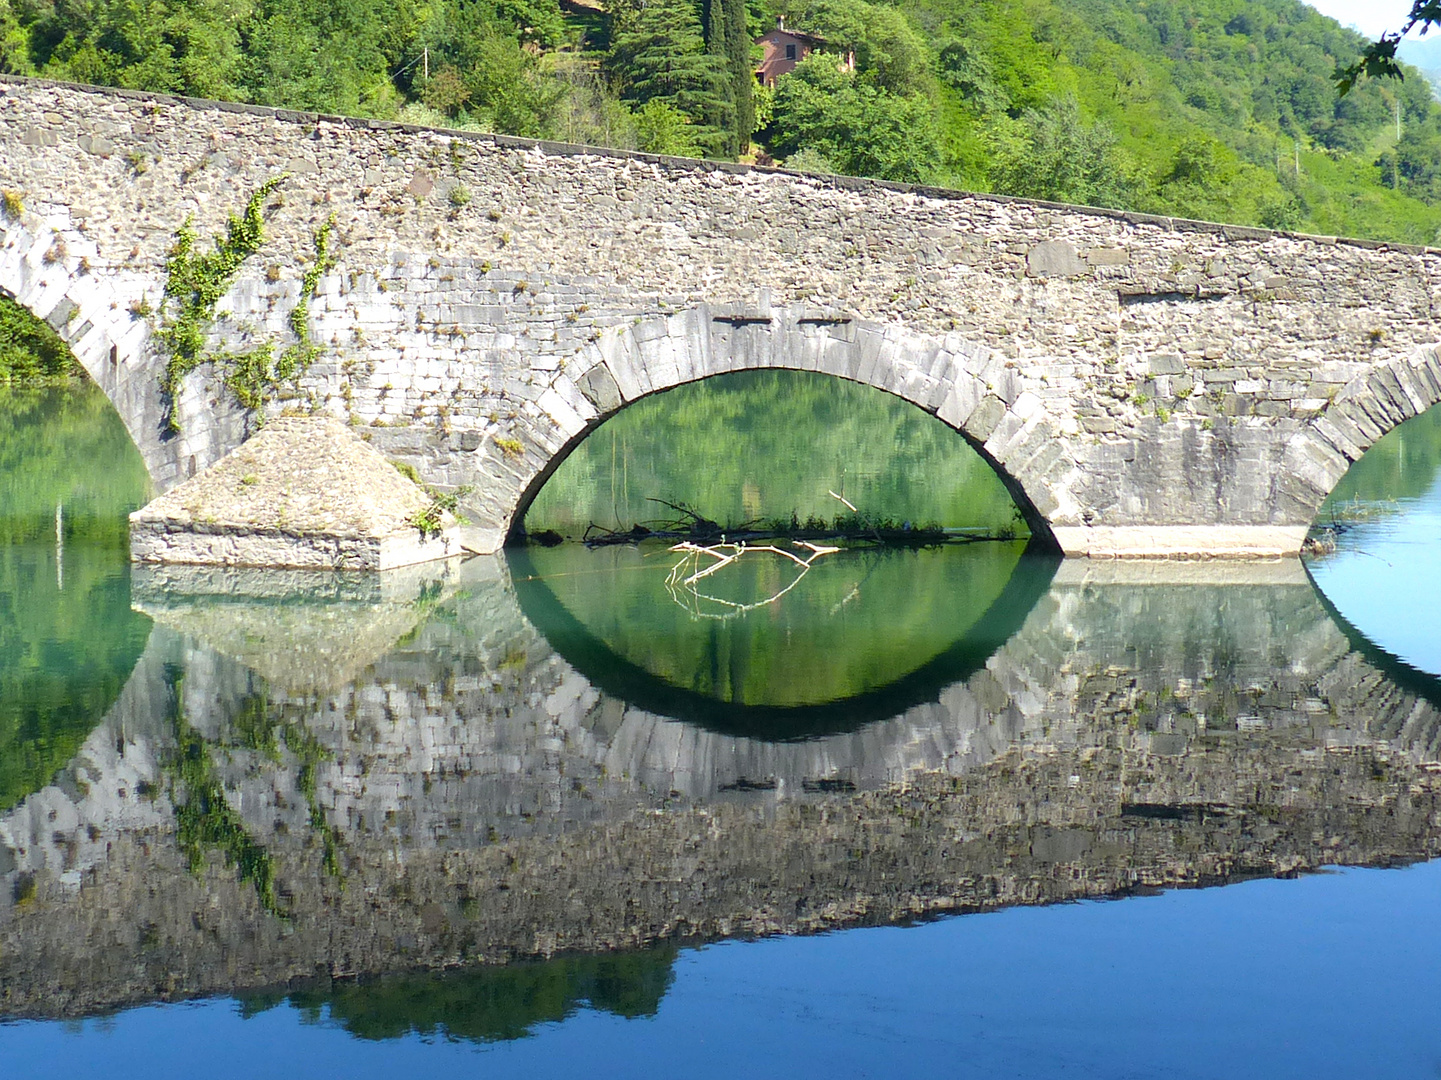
1051;524;1312;558
128;416;464;569
1026;240;1087;277
4;76;1441;557
1085;246;1130;266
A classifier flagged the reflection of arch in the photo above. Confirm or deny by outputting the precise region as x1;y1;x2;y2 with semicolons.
507;545;1060;739
1303;561;1441;742
506;306;1074;552
1290;347;1441;522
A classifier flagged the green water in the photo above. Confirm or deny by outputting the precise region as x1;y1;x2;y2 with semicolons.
523;370;1024;535
1319;402;1441;512
11;377;1441;1077
0;384;152;810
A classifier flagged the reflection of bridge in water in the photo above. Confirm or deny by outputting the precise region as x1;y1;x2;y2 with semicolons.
3;554;1441;1017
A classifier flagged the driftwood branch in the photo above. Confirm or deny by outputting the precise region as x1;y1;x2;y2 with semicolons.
664;540;840;620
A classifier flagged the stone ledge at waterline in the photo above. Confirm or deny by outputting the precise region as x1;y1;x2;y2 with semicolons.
128;417;465;570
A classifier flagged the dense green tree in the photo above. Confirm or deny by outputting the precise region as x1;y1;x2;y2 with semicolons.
1389;126;1441;200
28;0;247;98
609;0;731;155
723;0;754;150
237;0;397;115
411;0;569;136
631;98;702;155
702;0;737;153
988;97;1139;209
783;0;928;94
0;0;31;73
0;296;79;384
936;38;1006;113
769;53;939;182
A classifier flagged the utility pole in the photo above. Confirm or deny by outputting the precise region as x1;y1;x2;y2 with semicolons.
423;47;429;84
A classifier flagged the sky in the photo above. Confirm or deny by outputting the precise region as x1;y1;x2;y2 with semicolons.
1305;0;1415;39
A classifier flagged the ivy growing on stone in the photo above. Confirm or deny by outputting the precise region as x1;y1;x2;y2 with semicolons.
158;177;339;433
159;177;282;430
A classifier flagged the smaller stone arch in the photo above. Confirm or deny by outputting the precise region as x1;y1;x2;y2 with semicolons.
1285;344;1441;523
498;304;1076;551
0;205;195;486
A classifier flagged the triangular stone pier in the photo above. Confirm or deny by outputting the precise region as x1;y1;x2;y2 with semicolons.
129;416;464;570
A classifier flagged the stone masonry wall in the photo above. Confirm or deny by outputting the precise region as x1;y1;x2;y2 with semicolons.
4;77;1441;553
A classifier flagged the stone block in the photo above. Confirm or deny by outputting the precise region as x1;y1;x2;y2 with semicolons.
936;377;983;430
536;387;589;438
1311;415;1364;461
77;134;114;157
1026;241;1087;278
578;364;622;413
964;395;1007;442
1085;247;1130;266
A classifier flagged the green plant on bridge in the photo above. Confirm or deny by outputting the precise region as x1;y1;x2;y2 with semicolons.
408;485;471;538
158;177;339;433
283;717;345;882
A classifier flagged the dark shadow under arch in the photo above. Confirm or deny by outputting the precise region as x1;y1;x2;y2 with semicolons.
506;543;1060;741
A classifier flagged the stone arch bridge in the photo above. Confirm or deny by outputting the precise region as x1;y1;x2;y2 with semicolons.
4;75;1441;556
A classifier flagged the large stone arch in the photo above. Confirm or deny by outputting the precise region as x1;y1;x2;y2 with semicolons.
1283;345;1441;524
495;304;1076;551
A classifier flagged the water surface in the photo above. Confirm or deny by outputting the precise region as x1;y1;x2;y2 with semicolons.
5;386;1441;1077
1309;402;1441;676
6;862;1441;1079
0;386;151;811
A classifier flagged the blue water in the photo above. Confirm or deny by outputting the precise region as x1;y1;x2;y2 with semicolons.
1309;476;1441;677
4;861;1439;1079
1307;403;1441;678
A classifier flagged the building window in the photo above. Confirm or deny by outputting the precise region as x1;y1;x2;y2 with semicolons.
785;43;797;60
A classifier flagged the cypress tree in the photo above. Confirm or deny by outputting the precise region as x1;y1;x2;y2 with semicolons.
703;0;738;155
723;0;754;153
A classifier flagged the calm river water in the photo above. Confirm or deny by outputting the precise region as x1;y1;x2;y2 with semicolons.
3;382;1441;1078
